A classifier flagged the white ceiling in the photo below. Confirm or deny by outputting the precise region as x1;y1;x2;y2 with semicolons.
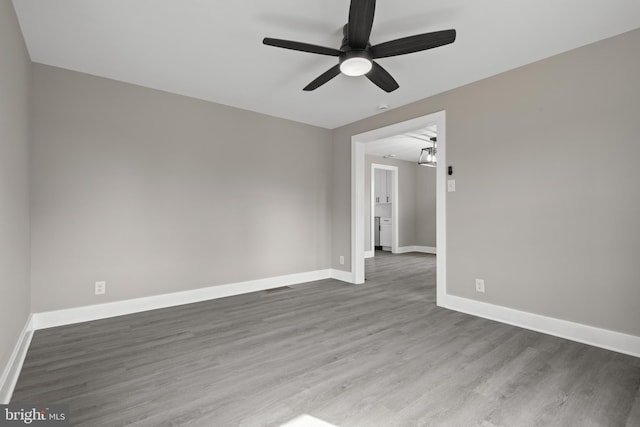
366;125;437;163
12;0;640;129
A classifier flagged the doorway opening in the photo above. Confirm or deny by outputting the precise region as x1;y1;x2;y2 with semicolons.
350;111;447;304
367;164;398;258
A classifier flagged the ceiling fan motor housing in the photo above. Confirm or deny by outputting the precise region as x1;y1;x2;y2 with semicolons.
338;23;374;76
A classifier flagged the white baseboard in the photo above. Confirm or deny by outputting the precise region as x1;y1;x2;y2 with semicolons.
439;294;640;358
4;269;356;403
395;246;437;254
0;315;34;404
330;269;354;283
364;250;374;259
33;269;335;330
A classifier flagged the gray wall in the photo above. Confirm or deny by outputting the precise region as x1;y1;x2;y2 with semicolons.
332;28;640;336
30;64;332;312
0;0;31;377
364;156;436;250
415;165;436;247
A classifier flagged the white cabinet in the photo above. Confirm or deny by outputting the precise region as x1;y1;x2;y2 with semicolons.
374;169;385;204
380;218;392;248
374;169;392;204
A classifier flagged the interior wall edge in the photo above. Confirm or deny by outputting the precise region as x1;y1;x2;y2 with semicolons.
0;314;34;404
0;0;33;403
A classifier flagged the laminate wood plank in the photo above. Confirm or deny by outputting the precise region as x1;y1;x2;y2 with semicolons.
627;387;640;427
11;251;640;426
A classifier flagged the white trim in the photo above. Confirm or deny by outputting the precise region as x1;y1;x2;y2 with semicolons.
369;163;376;257
352;141;365;284
0;315;34;404
33;269;333;330
351;111;446;293
434;112;447;305
396;246;437;254
440;294;640;358
331;269;354;283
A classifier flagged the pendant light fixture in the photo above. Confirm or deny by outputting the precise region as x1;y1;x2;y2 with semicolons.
418;137;437;167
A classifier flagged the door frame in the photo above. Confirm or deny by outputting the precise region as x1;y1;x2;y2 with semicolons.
366;163;398;258
350;110;447;304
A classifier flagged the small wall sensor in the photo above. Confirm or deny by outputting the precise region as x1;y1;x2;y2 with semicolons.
448;166;453;176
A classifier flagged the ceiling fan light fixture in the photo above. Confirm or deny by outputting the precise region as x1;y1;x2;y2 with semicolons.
339;50;372;76
340;57;372;76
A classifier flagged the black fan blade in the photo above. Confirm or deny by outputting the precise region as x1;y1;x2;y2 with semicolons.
370;29;456;59
263;38;342;56
303;64;342;91
366;61;399;93
348;0;376;49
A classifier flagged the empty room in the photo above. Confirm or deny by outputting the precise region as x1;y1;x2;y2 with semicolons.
1;0;640;426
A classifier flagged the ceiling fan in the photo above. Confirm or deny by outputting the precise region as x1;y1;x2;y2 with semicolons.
263;0;456;93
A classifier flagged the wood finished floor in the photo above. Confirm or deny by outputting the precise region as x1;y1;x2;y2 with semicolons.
12;251;640;427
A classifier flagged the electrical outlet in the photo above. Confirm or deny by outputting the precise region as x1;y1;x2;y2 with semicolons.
95;281;106;295
475;278;485;293
339;256;345;265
